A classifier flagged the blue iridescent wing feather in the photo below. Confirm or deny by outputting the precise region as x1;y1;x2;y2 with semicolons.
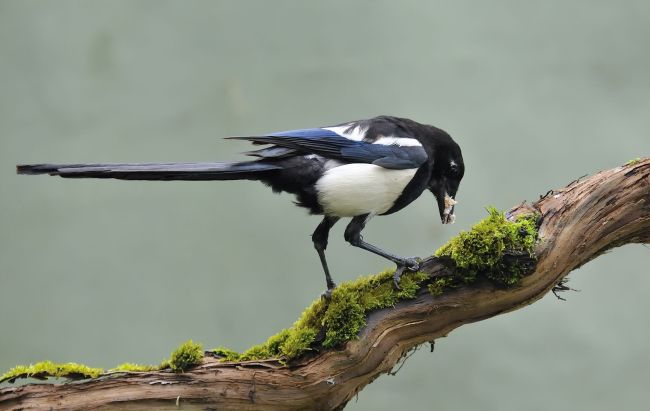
229;127;427;170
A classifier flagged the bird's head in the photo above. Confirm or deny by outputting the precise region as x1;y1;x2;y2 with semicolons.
427;133;464;224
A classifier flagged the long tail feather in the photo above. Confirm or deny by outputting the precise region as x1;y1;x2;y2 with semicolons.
16;162;280;181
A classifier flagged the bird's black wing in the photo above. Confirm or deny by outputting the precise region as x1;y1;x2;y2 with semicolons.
229;128;427;170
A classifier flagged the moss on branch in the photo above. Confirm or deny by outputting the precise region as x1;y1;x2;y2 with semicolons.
434;207;539;286
0;339;204;383
1;208;540;384
110;363;160;373
215;269;431;363
0;361;103;384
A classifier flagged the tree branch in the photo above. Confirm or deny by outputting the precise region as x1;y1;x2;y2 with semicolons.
2;159;648;411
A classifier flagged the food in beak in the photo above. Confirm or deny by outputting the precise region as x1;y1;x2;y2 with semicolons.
442;194;456;224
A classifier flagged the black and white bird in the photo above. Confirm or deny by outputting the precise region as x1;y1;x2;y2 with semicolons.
17;115;465;296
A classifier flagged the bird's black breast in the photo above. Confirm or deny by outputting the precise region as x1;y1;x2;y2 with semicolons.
381;164;432;215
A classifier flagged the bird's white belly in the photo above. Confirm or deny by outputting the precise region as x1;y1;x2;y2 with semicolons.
315;164;417;217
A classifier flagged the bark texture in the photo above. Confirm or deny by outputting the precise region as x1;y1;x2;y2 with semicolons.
1;159;648;411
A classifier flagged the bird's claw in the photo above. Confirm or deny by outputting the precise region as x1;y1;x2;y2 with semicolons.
404;257;420;271
393;257;420;289
321;287;334;301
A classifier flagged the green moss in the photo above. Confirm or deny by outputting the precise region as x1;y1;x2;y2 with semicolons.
0;361;103;383
168;340;204;372
626;158;641;166
435;207;539;286
395;271;430;299
264;328;293;354
210;346;241;362
272;299;327;359
228;298;321;362
278;327;318;359
427;276;456;296
2;340;203;383
110;363;159;373
237;326;318;361
322;288;366;347
1;208;541;382
217;270;429;362
321;270;429;348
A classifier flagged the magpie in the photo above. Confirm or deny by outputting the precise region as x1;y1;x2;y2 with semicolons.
17;115;465;296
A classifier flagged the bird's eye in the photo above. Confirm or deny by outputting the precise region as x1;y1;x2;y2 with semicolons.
449;161;458;173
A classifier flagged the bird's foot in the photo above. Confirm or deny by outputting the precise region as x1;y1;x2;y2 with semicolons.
393;257;420;289
321;285;336;301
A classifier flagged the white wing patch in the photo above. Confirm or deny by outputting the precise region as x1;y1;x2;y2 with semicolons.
324;125;421;148
374;136;422;147
315;164;417;217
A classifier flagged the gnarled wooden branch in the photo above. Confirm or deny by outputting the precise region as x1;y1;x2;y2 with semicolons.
1;159;648;411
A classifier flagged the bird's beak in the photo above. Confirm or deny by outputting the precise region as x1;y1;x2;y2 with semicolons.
441;194;456;224
432;189;456;224
442;199;456;224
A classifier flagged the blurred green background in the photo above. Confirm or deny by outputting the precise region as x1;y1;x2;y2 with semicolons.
1;1;649;409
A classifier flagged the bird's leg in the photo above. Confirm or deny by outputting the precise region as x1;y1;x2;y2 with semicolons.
312;216;340;299
344;214;420;289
